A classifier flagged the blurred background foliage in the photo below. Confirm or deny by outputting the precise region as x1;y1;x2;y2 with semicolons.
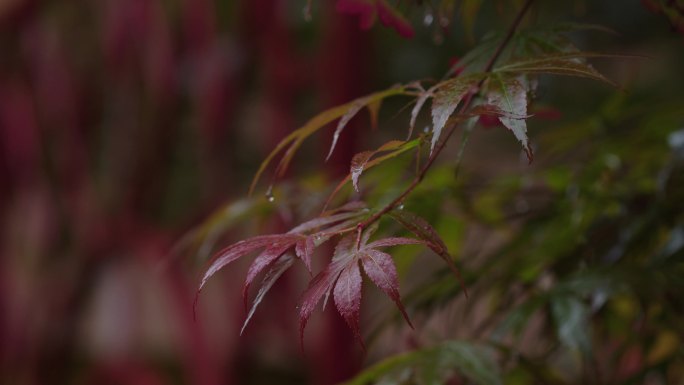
1;0;683;384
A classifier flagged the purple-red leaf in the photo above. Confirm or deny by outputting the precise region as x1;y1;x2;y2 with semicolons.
361;249;413;327
351;150;374;193
198;234;286;292
389;210;469;296
241;254;294;335
289;210;364;234
298;260;345;348
366;237;424;249
242;237;298;309
350;140;405;193
295;236;316;272
333;260;364;348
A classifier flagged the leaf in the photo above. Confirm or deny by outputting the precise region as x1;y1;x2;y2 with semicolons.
299;236;353;347
430;75;481;153
299;228;424;347
409;86;435;139
486;74;533;162
333;260;364;347
289;210;365;234
198;234;287;292
295;236;316;272
361;249;413;327
242;237;299;308
351;140;406;192
494;53;618;86
241;254;294;335
389;210;468;296
324;138;420;210
327;98;367;161
249;86;407;195
366;237;424;248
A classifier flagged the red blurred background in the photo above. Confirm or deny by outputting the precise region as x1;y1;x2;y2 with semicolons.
0;1;381;384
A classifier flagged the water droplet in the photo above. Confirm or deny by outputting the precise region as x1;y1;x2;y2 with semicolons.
423;10;434;26
265;186;275;203
398;204;405;210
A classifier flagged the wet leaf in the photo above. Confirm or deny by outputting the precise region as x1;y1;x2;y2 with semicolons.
241;254;295;335
198;234;290;292
389;209;468;295
295;236;316;272
351;140;406;192
495;53;618;86
333;259;364;347
325;138;420;209
299;228;425;347
327;98;367;161
242;237;299;308
430;75;481;153
486;74;532;162
410;86;435;139
361;249;413;327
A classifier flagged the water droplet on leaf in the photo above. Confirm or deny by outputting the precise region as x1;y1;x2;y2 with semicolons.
265;186;275;203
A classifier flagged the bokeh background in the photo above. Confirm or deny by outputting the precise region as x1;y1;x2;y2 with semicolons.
1;1;683;384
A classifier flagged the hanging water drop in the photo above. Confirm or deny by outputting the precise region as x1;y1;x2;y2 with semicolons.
398;204;405;210
265;186;275;203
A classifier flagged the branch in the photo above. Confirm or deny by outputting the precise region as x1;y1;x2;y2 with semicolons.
357;0;535;229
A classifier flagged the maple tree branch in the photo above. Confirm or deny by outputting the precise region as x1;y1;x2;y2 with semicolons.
358;0;535;230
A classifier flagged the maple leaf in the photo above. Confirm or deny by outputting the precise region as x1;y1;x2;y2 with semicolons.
299;226;423;349
196;203;369;332
485;74;533;162
389;209;468;296
430;74;482;154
